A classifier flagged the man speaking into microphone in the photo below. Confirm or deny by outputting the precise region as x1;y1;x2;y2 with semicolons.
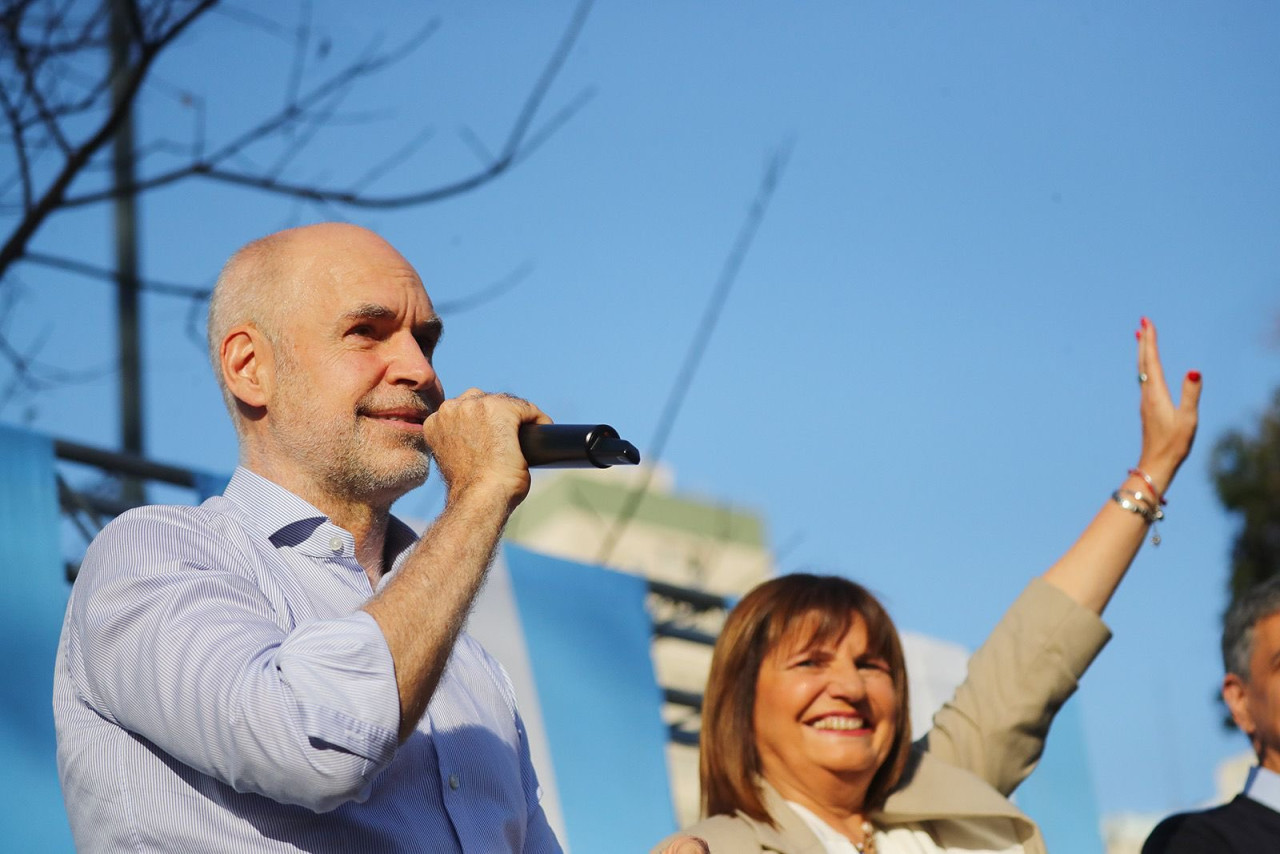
53;223;565;852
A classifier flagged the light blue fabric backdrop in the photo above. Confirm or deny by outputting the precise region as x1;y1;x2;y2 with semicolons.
1016;696;1104;852
0;425;74;850
504;544;677;852
194;470;231;502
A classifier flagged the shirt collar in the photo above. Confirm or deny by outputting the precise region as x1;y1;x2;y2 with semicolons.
222;467;329;539
221;466;418;568
1244;763;1280;814
1244;765;1280;812
384;515;420;573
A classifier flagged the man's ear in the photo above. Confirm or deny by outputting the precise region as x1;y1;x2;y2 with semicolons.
1223;673;1256;737
221;324;274;410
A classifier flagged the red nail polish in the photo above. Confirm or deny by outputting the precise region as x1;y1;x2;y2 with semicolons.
1140;316;1149;328
1135;330;1141;341
1188;370;1201;383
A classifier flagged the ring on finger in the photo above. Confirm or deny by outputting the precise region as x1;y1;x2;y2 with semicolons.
1138;372;1149;384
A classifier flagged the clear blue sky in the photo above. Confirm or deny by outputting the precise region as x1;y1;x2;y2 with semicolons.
6;0;1280;820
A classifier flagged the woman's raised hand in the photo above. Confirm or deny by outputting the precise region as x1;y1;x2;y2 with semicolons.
1135;317;1201;497
1040;318;1203;613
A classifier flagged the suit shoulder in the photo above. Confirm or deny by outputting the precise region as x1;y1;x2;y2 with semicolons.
1142;797;1273;853
1142;810;1215;853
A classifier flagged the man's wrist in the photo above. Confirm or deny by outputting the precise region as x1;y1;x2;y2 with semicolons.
445;476;527;514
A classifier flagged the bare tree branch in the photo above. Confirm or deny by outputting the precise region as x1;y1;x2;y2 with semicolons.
0;0;595;414
262;79;356;180
0;85;34;210
457;124;492;166
54;0;593;211
22;249;210;296
280;0;310;142
503;84;596;170
21;246;533;314
0;277;113;411
0;0;218;280
207;1;287;40
11;7;75;155
433;261;534;315
347;122;435;191
57;17;442;206
492;0;593;165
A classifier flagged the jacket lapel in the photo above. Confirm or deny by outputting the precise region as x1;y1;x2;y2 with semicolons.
749;781;853;854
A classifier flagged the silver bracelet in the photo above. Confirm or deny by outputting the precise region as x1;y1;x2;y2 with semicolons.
1128;489;1160;511
1111;489;1164;546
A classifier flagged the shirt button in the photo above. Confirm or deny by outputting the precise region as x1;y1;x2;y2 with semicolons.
448;773;460;791
328;536;343;553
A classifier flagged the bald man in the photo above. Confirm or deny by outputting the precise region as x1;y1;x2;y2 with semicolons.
53;224;562;852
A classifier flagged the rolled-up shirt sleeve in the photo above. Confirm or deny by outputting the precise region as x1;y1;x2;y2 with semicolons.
276;611;399;761
67;506;402;813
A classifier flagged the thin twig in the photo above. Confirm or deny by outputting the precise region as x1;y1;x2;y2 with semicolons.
0;0;218;280
60;15;441;207
595;142;794;565
56;1;588;212
434;261;533;315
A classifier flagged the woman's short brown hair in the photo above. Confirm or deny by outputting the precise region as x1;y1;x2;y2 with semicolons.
699;573;913;822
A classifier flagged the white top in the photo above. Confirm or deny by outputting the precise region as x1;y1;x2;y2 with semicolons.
787;799;1027;854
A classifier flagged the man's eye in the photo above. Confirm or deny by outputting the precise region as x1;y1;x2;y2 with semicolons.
348;325;375;338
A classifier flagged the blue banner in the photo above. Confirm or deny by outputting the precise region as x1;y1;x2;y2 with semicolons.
504;544;676;852
0;425;73;850
1016;696;1104;852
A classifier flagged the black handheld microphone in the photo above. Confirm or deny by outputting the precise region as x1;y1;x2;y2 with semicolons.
518;424;641;468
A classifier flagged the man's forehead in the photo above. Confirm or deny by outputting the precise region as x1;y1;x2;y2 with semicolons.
1256;611;1280;642
309;261;434;312
1250;611;1280;668
286;225;425;291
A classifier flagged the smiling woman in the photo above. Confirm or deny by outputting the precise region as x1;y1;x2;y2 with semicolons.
707;576;912;834
652;319;1203;854
753;595;902;801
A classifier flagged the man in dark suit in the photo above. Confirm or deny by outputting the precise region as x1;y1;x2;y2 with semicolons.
1143;576;1280;852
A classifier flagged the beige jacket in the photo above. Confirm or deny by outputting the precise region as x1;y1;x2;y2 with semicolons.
651;578;1111;854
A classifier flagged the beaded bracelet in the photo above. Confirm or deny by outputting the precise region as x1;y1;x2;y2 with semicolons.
1128;468;1167;505
1112;489;1164;546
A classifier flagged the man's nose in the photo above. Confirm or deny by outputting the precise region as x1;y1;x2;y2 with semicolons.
387;333;437;389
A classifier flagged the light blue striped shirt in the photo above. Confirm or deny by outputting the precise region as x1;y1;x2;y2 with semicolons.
1244;765;1280;814
54;467;561;853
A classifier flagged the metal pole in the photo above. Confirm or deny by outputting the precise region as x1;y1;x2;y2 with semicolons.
110;0;144;505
